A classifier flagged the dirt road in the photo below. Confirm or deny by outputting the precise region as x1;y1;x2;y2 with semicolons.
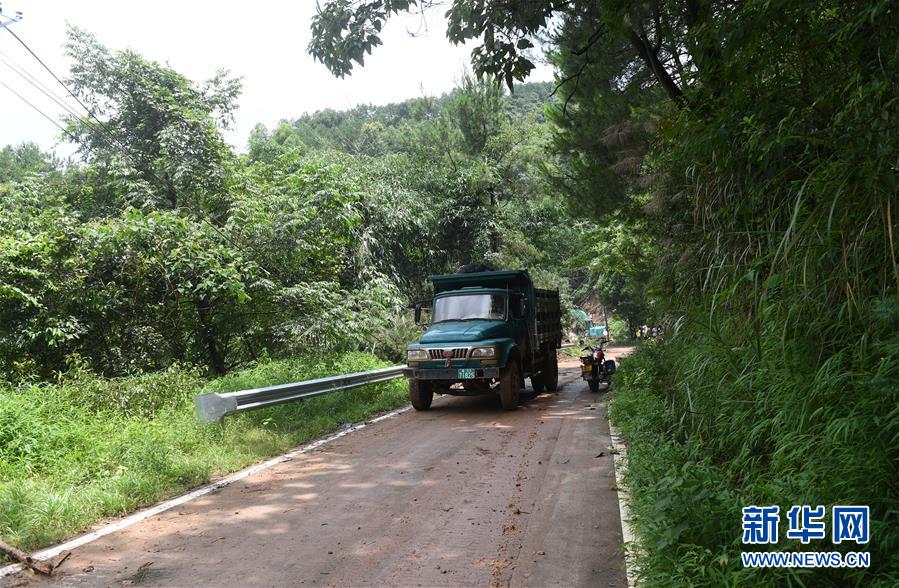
5;349;630;587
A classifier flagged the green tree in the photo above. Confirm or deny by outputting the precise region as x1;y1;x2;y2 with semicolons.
0;180;82;378
452;72;504;156
64;26;241;218
0;143;59;183
580;218;654;334
309;1;699;98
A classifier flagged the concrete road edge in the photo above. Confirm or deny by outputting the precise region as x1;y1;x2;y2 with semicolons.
610;420;640;588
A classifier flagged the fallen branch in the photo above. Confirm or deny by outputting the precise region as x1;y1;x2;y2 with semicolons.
0;540;53;575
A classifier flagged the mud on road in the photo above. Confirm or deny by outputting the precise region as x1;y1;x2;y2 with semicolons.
5;348;631;588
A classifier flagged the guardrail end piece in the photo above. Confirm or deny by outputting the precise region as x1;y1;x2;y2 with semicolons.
195;393;238;423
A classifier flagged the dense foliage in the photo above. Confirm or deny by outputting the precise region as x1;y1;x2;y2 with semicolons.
0;30;584;381
556;3;899;584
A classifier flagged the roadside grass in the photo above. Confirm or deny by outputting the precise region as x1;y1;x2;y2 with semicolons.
609;300;899;587
0;352;407;555
562;344;585;359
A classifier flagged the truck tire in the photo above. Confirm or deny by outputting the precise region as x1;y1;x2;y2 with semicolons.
544;349;559;392
499;359;521;410
409;380;433;410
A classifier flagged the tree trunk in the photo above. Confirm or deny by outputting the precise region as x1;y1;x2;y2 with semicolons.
0;539;53;575
196;298;226;375
684;0;723;93
488;187;500;254
628;29;687;107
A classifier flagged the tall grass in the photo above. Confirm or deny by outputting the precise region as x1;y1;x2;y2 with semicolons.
0;352;407;554
608;2;898;585
611;297;899;586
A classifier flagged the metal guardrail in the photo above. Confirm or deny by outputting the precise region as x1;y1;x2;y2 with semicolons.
195;343;576;423
195;365;406;423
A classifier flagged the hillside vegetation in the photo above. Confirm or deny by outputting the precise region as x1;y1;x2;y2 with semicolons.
1;30;583;381
1;1;896;584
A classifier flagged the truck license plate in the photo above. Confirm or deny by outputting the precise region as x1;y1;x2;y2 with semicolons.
458;368;476;379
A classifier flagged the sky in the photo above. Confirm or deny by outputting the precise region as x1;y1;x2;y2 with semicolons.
0;1;554;156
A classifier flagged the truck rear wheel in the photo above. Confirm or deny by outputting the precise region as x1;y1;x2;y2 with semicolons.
409;380;433;410
544;349;559;392
499;360;521;410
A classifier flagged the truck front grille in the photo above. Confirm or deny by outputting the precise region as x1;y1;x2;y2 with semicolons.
427;348;469;360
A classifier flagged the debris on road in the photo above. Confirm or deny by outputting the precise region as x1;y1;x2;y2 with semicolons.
0;540;54;576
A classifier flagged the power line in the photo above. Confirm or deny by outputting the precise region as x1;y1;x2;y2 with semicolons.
5;25;96;119
1;55;85;121
1;12;167;195
1;26;143;167
2;28;150;189
0;44;88;116
2;35;131;158
0;78;73;139
0;62;275;275
0;45;85;114
0;47;140;170
2;24;279;278
0;53;139;167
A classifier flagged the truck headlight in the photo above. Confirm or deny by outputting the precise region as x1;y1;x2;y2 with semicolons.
470;346;497;359
407;348;429;361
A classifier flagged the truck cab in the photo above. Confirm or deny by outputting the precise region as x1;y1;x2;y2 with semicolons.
403;269;562;410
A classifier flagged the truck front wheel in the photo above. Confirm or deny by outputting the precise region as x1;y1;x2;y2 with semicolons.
499;359;521;410
409;380;433;410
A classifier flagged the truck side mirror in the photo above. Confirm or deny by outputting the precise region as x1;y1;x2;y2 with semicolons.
414;303;423;325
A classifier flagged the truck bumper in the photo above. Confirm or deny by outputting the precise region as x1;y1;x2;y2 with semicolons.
403;367;500;380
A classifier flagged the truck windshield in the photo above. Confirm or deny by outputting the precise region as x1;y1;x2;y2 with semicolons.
432;294;506;322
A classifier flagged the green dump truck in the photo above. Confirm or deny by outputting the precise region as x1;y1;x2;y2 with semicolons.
403;269;562;410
